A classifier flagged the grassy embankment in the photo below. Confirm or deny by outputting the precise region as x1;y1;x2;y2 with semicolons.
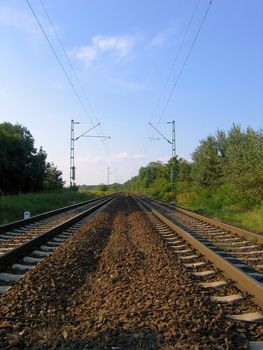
3;186;260;233
135;181;263;233
0;190;101;225
176;192;263;233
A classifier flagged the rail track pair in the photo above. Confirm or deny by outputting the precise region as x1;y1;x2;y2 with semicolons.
0;193;262;348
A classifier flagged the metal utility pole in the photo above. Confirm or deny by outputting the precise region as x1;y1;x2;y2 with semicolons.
114;168;119;184
70;120;111;187
148;122;172;145
70;119;80;187
149;121;176;201
107;166;112;186
167;120;176;201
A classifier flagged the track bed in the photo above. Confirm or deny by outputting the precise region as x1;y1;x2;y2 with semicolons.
0;194;262;349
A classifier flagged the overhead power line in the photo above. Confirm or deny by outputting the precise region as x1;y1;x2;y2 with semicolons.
156;0;214;125
139;0;204;156
27;0;112;170
25;0;95;126
38;0;102;128
151;0;201;125
38;0;111;159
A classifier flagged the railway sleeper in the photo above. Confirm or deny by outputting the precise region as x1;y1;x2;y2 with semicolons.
135;196;263;327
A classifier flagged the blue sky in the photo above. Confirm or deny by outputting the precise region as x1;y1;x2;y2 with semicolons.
0;0;262;185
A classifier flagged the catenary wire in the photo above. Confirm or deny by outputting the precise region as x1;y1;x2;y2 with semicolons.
140;0;213;159
151;0;201;125
26;0;95;127
156;0;214;126
38;0;108;140
27;0;112;181
38;0;111;159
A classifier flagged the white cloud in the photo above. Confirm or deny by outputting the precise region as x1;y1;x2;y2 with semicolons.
75;46;97;63
74;34;143;67
114;78;146;92
151;33;166;47
77;152;145;164
52;82;65;90
110;152;129;160
151;24;178;47
0;4;54;38
93;35;134;56
133;154;144;159
0;5;37;34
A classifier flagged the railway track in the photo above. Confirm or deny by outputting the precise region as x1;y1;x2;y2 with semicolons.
135;195;263;318
0;195;113;255
0;194;116;293
0;193;262;349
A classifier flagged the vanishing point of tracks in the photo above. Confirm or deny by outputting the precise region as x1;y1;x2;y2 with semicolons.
0;193;262;349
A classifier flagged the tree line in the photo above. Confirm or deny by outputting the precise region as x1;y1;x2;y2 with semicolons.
0;122;64;194
123;125;263;209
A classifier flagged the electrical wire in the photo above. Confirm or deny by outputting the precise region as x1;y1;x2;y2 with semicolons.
27;0;112;180
151;0;201;125
156;0;214;126
26;0;95;128
38;0;111;160
38;0;107;135
139;0;213;163
139;0;203;157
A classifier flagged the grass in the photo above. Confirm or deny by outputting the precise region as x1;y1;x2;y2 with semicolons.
141;184;263;233
176;195;263;233
213;205;263;233
0;190;99;225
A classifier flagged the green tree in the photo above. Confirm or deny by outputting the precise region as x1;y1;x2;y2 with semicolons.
177;158;192;183
191;136;224;187
224;125;263;202
139;162;164;188
0;122;64;194
28;147;47;192
98;183;108;192
0;122;38;193
43;162;64;190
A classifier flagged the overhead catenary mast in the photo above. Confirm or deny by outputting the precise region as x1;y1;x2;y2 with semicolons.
167;120;176;201
107;166;113;186
70;120;79;187
149;121;176;201
70;120;111;187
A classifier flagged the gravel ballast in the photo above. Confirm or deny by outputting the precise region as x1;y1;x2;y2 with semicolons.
0;195;262;349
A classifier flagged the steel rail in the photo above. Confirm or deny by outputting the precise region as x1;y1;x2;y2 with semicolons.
136;196;263;309
0;195;116;269
142;196;263;244
0;194;114;234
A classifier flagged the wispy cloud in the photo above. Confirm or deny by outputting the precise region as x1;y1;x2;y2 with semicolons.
74;34;143;67
52;82;65;90
77;152;145;164
0;4;55;39
113;78;146;92
133;154;144;159
0;5;37;34
110;152;129;160
150;24;178;47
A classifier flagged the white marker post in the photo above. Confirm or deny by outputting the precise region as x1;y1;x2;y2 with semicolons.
23;211;31;220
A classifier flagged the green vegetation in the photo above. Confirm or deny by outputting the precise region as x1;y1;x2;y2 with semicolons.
0;190;97;225
122;125;263;232
0;122;64;194
97;183;108;193
80;183;121;196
